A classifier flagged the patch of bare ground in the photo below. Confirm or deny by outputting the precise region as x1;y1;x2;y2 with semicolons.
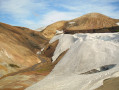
0;40;67;90
96;77;119;90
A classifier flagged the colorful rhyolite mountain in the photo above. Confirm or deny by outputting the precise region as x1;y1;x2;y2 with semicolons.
41;13;119;39
0;12;119;90
0;22;48;76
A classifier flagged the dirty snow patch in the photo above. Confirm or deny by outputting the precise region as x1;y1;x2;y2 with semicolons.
69;22;75;24
56;30;64;35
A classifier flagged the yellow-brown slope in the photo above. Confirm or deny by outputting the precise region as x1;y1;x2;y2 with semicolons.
0;22;48;76
41;13;119;38
42;21;67;39
65;13;118;31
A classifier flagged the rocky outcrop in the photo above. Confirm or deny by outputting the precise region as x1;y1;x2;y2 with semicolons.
64;26;119;34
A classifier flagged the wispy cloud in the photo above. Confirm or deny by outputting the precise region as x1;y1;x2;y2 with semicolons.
0;0;119;29
40;11;81;25
0;0;47;18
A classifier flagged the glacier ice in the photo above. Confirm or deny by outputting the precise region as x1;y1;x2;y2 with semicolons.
26;33;119;90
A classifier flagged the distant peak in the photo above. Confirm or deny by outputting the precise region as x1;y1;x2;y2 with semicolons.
81;12;109;18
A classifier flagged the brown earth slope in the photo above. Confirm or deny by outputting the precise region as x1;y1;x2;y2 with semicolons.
42;21;67;39
41;13;119;39
65;13;118;31
96;77;119;90
0;40;67;90
0;22;48;76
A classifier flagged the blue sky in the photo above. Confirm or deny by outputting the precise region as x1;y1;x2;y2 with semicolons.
0;0;119;30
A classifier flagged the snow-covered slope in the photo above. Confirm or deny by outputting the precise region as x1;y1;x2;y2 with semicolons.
26;33;119;90
49;34;78;62
117;22;119;25
35;26;47;31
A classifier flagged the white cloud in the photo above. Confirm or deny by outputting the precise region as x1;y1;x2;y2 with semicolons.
0;0;47;18
0;0;29;17
40;11;80;25
0;0;119;29
59;0;119;19
0;0;48;29
18;11;82;29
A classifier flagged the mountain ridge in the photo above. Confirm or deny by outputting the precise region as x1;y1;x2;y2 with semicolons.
41;13;119;39
0;22;48;76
